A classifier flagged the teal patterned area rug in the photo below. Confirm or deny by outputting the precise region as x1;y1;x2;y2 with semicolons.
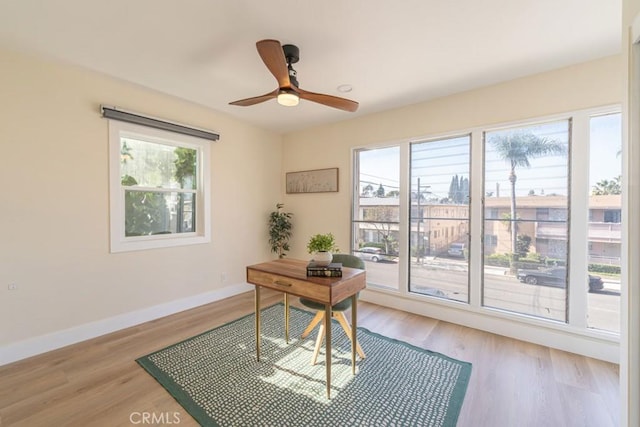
137;303;471;427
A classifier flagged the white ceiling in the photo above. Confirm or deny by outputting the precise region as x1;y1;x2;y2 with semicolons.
0;1;621;133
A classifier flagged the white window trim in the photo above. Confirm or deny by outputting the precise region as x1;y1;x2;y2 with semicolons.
108;120;211;253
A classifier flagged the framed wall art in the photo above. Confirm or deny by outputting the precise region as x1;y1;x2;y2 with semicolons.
286;167;339;194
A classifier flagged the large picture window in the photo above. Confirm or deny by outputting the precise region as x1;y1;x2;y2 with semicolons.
587;112;622;332
351;106;622;344
109;121;210;252
352;146;400;290
409;135;471;302
483;120;569;321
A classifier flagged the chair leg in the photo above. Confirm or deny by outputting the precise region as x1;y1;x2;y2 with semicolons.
304;310;365;365
335;311;366;360
311;323;325;365
301;311;325;339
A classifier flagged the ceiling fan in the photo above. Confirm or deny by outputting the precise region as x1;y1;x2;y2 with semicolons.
229;39;359;112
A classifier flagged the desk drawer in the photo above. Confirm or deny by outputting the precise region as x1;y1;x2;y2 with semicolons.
247;269;329;303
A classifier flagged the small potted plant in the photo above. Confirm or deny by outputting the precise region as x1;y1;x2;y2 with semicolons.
307;233;339;266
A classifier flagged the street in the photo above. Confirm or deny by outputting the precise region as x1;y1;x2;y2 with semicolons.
361;258;620;332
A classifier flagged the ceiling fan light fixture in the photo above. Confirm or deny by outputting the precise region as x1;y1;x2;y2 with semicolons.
277;89;299;107
229;40;358;112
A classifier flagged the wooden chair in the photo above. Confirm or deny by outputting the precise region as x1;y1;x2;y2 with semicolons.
299;253;366;365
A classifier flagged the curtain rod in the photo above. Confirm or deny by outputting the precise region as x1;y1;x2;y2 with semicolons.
101;105;220;141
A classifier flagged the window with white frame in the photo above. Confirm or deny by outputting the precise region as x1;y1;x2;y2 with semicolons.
352;146;400;290
483;119;570;321
108;120;211;252
409;134;471;302
587;112;621;332
351;106;622;339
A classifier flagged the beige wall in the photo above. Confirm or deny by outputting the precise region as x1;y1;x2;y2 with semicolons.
0;47;282;349
282;55;621;259
0;46;625;365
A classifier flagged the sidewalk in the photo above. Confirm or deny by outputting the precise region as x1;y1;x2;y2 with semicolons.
417;257;621;289
418;256;508;276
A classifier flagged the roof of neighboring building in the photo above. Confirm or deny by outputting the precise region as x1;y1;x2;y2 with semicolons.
359;197;400;206
484;196;567;208
359;194;621;209
588;194;622;208
484;195;621;209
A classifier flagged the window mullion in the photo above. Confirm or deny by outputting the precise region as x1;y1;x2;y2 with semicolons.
469;129;484;308
569;113;590;328
398;142;410;294
123;186;196;194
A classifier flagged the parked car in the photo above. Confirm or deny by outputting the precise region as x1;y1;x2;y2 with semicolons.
355;247;398;263
516;267;604;292
447;243;466;258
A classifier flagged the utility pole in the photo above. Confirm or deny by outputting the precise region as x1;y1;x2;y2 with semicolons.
415;178;431;264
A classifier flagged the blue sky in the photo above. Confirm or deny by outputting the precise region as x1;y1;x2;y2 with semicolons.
358;112;621;199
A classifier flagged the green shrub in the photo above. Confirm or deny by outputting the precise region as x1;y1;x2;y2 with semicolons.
513;261;545;270
520;252;543;263
588;264;621;275
544;258;566;267
485;253;511;267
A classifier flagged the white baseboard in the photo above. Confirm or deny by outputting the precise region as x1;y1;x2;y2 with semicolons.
360;289;620;363
0;282;253;366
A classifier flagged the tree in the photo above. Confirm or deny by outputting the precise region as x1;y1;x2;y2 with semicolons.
363;205;398;255
122;175;165;236
489;131;565;259
174;147;196;185
174;147;196;232
448;175;459;202
592;175;621;195
516;235;532;257
120;141;133;163
448;174;469;204
460;177;469;202
376;184;385;197
361;184;374;197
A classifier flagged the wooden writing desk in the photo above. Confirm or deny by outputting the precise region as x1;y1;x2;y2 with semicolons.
246;258;366;398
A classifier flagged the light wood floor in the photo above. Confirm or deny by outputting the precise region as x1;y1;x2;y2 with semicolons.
0;290;619;427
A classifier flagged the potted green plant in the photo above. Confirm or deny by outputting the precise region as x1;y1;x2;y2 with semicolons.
307;233;339;266
268;203;293;258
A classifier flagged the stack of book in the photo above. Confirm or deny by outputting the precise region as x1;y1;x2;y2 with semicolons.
306;261;343;277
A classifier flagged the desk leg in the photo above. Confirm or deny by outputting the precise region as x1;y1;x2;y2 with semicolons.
351;294;357;375
255;285;261;362
284;293;289;344
325;303;332;399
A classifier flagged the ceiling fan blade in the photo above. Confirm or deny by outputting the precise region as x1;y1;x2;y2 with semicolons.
256;39;291;88
297;88;359;112
229;89;278;106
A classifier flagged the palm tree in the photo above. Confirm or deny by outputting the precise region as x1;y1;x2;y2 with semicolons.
489;131;566;258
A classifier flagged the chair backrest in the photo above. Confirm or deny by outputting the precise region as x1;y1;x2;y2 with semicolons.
331;254;365;270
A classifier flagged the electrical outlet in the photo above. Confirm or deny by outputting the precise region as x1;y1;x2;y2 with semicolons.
8;283;18;291
220;273;227;283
